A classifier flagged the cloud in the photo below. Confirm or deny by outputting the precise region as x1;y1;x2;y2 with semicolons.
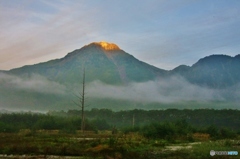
0;73;67;95
0;72;239;111
0;0;240;71
86;76;238;103
0;1;102;70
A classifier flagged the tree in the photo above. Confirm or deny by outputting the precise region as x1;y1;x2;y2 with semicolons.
73;68;87;135
81;68;86;134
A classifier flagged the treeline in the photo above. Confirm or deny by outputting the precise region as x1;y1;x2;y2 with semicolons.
0;109;240;140
0;113;110;133
49;108;240;130
125;120;238;141
0;109;239;141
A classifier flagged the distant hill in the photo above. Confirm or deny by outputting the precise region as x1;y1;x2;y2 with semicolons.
171;54;240;88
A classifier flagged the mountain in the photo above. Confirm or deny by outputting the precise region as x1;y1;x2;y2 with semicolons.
6;42;240;88
8;42;167;85
171;54;240;88
0;42;240;111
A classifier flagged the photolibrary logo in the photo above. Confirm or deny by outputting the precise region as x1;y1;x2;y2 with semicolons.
210;150;238;156
210;150;215;156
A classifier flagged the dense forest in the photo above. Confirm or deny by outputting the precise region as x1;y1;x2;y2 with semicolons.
49;108;240;130
0;109;239;140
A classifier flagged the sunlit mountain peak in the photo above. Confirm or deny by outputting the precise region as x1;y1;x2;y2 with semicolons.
92;41;120;50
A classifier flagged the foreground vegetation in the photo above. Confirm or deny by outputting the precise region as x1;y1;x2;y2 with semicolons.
0;130;239;159
0;109;239;158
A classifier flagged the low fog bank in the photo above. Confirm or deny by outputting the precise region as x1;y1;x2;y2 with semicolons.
0;73;70;111
87;76;240;104
0;72;239;110
0;73;67;95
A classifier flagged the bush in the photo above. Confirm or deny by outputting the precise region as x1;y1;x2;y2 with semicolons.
0;122;18;133
142;121;189;141
220;128;237;139
59;124;77;134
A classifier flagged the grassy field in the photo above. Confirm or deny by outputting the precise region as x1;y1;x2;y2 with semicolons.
0;130;239;159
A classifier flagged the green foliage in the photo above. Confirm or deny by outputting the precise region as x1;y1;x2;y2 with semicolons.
204;125;237;139
53;108;240;132
0;126;239;158
122;126;140;134
108;137;117;147
91;118;110;130
0;122;18;133
206;125;220;138
220;128;237;139
0;109;239;142
0;113;107;132
33;116;57;130
59;124;77;134
0;113;115;136
141;120;193;141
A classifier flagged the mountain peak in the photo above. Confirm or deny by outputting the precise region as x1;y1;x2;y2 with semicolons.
88;41;120;51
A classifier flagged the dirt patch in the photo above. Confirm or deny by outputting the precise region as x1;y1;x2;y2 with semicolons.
165;142;201;151
0;154;85;159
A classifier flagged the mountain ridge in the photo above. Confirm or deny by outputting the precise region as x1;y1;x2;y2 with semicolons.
174;54;240;88
4;42;240;88
8;42;167;84
1;41;240;111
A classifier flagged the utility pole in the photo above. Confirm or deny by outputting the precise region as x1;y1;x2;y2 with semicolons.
132;114;135;129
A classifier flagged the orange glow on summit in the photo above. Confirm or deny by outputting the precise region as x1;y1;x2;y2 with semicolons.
93;41;120;50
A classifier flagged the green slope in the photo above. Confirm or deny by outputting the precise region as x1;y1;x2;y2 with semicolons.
9;42;167;85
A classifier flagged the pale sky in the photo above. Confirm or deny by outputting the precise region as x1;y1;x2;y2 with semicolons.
0;0;240;70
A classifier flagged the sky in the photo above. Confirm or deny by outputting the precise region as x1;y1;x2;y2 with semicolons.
0;0;240;70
